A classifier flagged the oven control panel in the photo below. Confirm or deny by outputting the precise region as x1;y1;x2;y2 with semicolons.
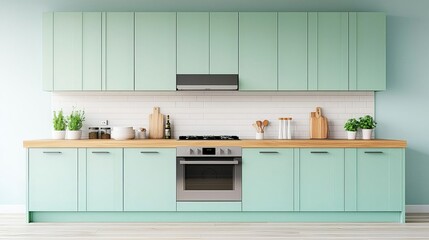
176;146;242;157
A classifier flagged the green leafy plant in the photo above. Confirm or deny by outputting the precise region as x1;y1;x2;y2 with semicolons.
67;109;85;131
359;115;377;129
344;118;359;132
52;110;66;131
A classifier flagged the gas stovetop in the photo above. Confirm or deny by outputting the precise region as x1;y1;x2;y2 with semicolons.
178;135;240;140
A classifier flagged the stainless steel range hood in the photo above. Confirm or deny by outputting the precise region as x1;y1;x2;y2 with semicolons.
176;74;238;91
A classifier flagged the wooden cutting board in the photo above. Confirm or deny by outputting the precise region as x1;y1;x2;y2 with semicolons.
310;107;328;139
149;107;164;139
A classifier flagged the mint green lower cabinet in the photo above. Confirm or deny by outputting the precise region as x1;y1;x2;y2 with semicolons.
357;148;403;211
87;148;123;211
28;148;78;211
299;148;345;211
177;202;242;212
242;148;294;211
124;148;176;211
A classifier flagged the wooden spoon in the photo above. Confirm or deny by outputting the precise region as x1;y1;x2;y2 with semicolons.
256;121;262;133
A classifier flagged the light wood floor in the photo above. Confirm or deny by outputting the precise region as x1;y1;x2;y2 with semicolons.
1;214;429;239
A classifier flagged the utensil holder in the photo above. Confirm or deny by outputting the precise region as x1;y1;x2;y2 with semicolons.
256;132;264;140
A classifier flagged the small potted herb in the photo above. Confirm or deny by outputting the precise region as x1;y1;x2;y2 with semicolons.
52;110;66;139
359;115;377;140
65;108;85;140
344;118;359;140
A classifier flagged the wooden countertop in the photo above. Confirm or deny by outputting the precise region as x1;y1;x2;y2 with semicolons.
23;139;407;148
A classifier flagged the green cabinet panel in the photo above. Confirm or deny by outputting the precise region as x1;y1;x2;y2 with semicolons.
135;12;176;90
177;12;209;74
299;148;345;211
349;13;386;90
124;148;176;211
53;12;82;91
209;12;238;74
87;148;123;211
239;12;277;90
177;202;242;212
42;13;54;91
357;148;403;211
278;12;308;90
242;148;294;211
28;148;78;211
106;12;134;90
83;12;102;91
308;13;348;90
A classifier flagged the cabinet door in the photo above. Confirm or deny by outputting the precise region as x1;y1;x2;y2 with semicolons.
135;12;176;90
278;12;308;90
209;12;238;74
349;13;386;90
242;148;294;211
299;148;345;211
308;13;348;90
42;13;54;91
83;12;102;90
53;12;82;91
357;148;403;211
87;148;123;211
28;148;78;211
106;12;134;90
177;12;209;74
124;148;176;211
239;12;277;90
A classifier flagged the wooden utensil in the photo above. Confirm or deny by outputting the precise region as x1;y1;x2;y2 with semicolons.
262;120;269;132
310;107;328;139
149;107;165;139
256;120;262;133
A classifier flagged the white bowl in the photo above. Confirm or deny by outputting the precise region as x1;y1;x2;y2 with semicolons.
111;129;135;140
112;127;133;133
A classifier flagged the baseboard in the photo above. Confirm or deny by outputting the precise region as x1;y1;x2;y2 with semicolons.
406;205;429;213
0;204;26;213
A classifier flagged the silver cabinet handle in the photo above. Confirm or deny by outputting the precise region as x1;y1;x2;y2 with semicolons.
364;151;384;154
140;151;159;154
259;151;279;154
179;160;239;165
310;151;329;154
91;151;110;154
43;151;62;154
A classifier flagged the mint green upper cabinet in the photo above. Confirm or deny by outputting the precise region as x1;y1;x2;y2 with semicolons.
239;12;277;90
357;149;403;211
106;12;134;90
242;149;294;211
82;12;102;91
28;149;78;211
87;148;123;211
299;148;345;211
308;13;348;90
177;12;209;74
349;13;386;90
278;12;308;90
135;13;176;91
209;12;238;74
42;13;54;91
124;148;176;211
53;12;83;91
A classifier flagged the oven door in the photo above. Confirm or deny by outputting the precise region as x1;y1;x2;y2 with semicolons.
176;157;242;201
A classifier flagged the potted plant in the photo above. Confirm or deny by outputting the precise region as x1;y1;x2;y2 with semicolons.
65;109;85;140
359;115;377;140
52;110;66;139
344;118;359;140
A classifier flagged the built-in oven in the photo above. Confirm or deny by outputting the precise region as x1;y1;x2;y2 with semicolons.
176;146;242;201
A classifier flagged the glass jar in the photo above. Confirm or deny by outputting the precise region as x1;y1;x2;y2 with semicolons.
100;127;111;139
88;127;99;139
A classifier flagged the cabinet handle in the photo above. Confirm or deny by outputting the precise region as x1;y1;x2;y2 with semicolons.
140;151;159;154
310;151;329;154
259;151;279;154
91;151;110;154
43;151;62;154
364;151;384;154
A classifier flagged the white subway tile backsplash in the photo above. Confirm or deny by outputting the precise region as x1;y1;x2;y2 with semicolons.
52;91;374;140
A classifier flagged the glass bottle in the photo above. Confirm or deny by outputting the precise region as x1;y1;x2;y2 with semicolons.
164;115;171;139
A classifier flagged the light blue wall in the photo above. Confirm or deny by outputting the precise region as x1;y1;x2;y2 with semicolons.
0;0;428;206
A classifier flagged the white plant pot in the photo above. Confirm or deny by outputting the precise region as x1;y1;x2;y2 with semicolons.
66;130;82;140
52;130;66;140
346;131;357;140
362;129;373;140
256;133;264;140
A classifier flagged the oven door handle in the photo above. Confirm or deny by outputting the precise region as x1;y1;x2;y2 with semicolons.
179;160;240;165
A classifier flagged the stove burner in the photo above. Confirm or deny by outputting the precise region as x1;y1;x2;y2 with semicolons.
178;135;240;140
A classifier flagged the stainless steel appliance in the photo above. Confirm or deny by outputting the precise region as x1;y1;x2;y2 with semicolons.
176;146;242;201
176;74;239;91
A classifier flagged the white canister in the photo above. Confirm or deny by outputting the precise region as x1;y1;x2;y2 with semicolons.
256;132;264;140
286;118;292;139
278;118;283;139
